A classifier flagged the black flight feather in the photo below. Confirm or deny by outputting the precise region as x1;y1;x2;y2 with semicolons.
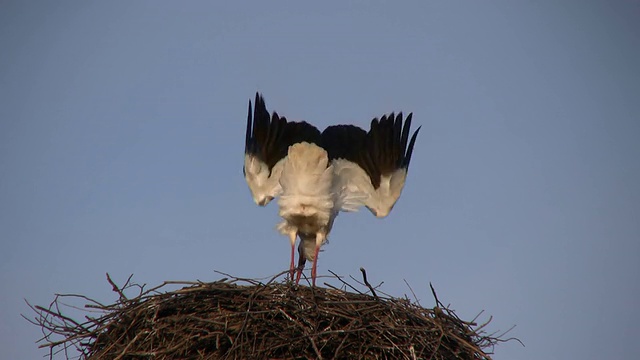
245;93;321;173
358;112;420;188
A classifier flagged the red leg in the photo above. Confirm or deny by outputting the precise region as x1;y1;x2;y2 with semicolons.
289;242;296;281
295;267;303;284
311;244;321;287
288;231;297;282
295;252;306;285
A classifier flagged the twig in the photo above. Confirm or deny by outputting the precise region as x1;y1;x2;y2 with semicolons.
403;279;421;306
106;273;127;302
328;270;362;295
359;267;379;300
429;282;443;308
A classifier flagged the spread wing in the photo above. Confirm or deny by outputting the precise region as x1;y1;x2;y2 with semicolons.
244;93;320;206
325;113;420;217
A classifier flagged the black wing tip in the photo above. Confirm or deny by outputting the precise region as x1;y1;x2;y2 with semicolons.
245;92;323;169
395;113;418;168
403;125;421;169
253;93;269;118
367;110;421;174
246;92;270;156
245;99;253;153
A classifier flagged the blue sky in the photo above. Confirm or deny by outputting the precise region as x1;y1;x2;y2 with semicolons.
1;2;639;359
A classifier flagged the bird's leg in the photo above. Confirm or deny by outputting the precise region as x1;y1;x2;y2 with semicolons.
288;230;297;282
295;253;306;285
311;231;325;287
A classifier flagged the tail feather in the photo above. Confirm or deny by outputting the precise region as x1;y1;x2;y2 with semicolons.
278;142;334;222
280;142;333;197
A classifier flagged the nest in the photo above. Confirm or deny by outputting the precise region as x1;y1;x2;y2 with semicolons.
27;270;513;359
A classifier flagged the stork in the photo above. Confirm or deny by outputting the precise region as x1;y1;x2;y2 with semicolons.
243;93;420;286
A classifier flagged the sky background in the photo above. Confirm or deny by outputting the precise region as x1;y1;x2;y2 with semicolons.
1;1;639;359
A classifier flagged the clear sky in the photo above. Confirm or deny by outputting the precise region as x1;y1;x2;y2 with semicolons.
1;2;639;359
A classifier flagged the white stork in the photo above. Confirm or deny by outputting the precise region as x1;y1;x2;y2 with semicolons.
243;93;420;286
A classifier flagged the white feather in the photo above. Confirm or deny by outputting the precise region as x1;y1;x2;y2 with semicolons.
332;159;409;218
277;142;334;235
368;169;408;218
243;154;284;206
331;159;371;212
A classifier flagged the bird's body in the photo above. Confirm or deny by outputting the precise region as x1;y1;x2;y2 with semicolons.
243;93;420;286
277;142;335;282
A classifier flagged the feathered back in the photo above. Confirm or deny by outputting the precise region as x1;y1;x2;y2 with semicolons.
278;142;334;220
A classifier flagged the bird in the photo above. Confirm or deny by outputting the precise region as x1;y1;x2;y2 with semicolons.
243;93;420;286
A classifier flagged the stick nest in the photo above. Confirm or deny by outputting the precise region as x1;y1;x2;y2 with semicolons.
27;271;512;359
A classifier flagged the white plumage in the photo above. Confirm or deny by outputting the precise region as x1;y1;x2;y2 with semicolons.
243;93;420;286
278;142;334;222
243;153;284;206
